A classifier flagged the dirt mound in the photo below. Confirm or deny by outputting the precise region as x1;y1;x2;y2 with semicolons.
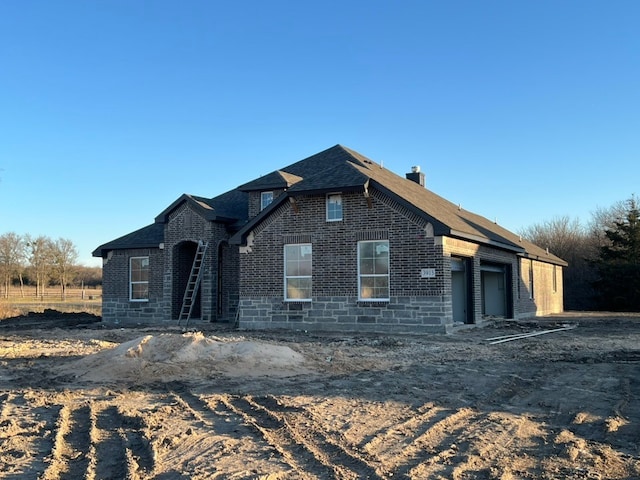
63;332;310;383
0;309;101;329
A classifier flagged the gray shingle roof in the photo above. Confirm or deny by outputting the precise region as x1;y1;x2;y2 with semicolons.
95;188;249;257
237;145;370;192
286;161;370;194
207;188;249;221
237;170;303;191
231;145;567;266
95;144;566;266
352;162;565;264
92;223;164;257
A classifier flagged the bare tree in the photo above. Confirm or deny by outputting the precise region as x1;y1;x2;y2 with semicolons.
0;232;26;298
25;234;53;300
50;238;78;300
519;216;585;260
588;200;629;251
519;216;594;310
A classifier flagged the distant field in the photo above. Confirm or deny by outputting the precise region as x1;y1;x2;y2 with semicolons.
0;286;102;319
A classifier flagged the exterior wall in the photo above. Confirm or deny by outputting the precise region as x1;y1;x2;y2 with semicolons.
442;236;564;323
247;189;286;218
163;203;237;322
238;296;451;333
100;188;563;330
216;239;240;322
238;189;453;333
442;237;520;324
516;258;564;318
101;247;165;324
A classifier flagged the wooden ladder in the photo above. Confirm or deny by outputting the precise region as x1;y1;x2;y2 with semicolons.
178;241;208;326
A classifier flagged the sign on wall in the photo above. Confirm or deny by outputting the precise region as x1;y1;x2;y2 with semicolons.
420;268;436;278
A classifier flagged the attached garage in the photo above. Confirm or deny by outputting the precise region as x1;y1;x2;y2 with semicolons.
451;257;473;324
480;262;513;318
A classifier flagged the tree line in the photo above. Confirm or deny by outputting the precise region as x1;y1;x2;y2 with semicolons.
0;233;101;300
520;195;640;312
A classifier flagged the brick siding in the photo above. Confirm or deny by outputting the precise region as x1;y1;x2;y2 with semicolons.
101;201;240;325
239;189;454;332
101;184;563;330
101;247;165;324
238;188;563;332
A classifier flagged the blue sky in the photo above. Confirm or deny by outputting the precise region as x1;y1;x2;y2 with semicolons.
1;1;638;267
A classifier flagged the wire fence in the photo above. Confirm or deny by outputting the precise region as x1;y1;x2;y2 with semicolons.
0;286;102;301
0;287;103;319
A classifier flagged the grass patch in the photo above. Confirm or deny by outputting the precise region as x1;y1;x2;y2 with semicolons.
0;286;102;319
0;302;21;321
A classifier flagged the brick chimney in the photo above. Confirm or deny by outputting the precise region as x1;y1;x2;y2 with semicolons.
406;166;425;187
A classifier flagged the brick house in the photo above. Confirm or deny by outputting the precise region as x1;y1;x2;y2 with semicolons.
93;145;566;333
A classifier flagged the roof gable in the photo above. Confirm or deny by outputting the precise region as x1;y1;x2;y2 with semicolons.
237;170;303;192
287;160;370;194
231;146;567;266
281;144;372;177
154;194;215;223
154;190;248;224
237;144;371;193
350;162;566;264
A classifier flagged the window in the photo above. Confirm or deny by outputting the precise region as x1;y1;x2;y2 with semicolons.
261;191;274;210
553;265;558;293
130;256;149;301
529;259;535;299
326;193;343;221
284;244;312;301
358;240;389;300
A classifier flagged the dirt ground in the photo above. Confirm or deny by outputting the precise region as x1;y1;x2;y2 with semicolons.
0;311;638;480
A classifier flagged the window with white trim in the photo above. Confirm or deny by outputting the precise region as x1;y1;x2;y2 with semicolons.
261;191;274;210
358;240;389;300
326;193;343;221
284;244;312;301
130;256;149;301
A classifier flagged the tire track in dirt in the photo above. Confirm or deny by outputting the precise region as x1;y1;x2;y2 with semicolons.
92;404;154;480
42;403;92;480
221;394;384;479
250;395;384;479
168;387;217;428
387;406;478;478
220;394;333;479
449;412;538;479
164;387;312;477
1;392;57;479
361;401;444;459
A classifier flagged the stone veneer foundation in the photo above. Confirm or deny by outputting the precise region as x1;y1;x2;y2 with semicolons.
238;295;453;333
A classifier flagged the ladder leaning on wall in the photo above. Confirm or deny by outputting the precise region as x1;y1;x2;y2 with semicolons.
178;240;209;327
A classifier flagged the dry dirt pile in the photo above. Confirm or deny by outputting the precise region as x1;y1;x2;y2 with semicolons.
0;312;639;479
64;332;310;383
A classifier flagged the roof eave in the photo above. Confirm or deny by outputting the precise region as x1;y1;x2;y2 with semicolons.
448;229;526;254
92;242;163;258
288;183;366;197
518;251;569;267
237;182;288;192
